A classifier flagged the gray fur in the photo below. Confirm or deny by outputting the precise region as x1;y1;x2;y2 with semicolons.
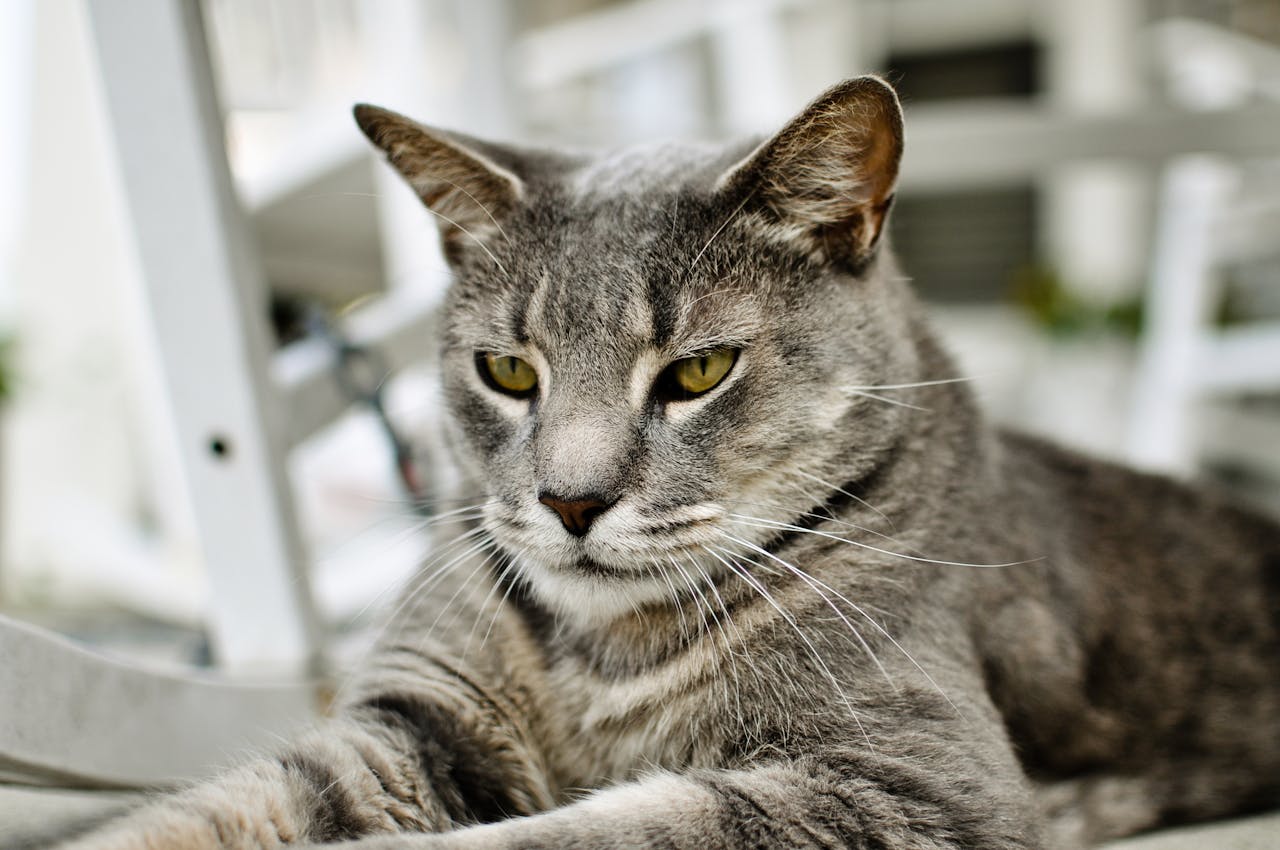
63;77;1280;850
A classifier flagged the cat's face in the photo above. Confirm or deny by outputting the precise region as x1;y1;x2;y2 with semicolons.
357;79;915;626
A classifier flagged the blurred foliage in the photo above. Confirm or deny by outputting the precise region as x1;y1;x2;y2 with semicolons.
1213;270;1271;327
1012;263;1269;339
1010;264;1144;338
0;335;13;402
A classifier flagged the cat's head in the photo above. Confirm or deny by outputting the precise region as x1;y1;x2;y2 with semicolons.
356;78;925;627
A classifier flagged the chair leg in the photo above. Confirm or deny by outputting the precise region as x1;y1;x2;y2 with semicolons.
85;0;322;676
1126;156;1237;475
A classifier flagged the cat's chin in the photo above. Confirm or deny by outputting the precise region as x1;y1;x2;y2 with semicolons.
515;552;677;630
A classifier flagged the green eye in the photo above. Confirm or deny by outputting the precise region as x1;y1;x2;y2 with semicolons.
479;352;538;397
665;348;738;398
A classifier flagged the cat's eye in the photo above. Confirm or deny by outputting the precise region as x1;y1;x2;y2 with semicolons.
478;352;538;397
657;348;738;401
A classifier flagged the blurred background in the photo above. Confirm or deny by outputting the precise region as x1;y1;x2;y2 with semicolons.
0;0;1278;680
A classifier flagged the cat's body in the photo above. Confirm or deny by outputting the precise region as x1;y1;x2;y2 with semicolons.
64;78;1280;850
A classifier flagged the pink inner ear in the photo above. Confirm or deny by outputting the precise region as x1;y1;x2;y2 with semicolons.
774;81;902;218
846;99;903;209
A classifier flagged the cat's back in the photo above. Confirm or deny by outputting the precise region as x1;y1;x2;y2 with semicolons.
997;428;1279;593
985;429;1280;821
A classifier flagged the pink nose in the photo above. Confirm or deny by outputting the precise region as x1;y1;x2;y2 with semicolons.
538;494;612;536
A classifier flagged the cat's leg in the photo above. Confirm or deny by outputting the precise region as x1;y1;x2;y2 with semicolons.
307;756;1042;850
1037;775;1161;848
288;666;1044;849
1038;755;1280;848
58;544;559;849
57;722;449;850
58;668;555;850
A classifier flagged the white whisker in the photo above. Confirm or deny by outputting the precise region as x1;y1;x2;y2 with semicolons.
687;192;754;275
728;513;1038;569
715;534;963;720
700;545;875;751
792;468;895;530
840;376;977;392
432;174;514;246
416;205;509;276
842;389;931;412
712;535;893;690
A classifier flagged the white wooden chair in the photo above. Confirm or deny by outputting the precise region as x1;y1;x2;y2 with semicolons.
1125;18;1280;482
0;0;454;799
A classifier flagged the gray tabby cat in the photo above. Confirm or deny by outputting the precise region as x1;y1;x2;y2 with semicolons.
67;77;1280;850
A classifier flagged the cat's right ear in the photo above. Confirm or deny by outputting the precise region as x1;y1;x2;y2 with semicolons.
353;104;523;258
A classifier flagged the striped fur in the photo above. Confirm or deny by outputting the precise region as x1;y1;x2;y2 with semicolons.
63;78;1280;850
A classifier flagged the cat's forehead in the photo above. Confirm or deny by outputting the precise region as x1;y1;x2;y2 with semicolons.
490;253;764;363
451;233;764;371
563;139;747;199
446;138;775;361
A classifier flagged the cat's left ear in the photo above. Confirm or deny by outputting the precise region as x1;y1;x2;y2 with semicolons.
353;104;523;260
718;76;903;270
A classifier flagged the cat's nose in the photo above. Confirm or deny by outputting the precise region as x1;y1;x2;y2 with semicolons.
538;492;614;537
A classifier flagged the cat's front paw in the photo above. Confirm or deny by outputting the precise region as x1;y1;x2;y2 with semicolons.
295;838;432;850
62;809;298;850
297;831;486;850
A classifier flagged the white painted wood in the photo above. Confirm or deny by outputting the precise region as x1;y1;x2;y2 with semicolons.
1041;0;1148;305
1197;404;1280;488
1126;157;1237;473
0;0;34;331
1195;324;1280;394
884;0;1031;53
0;615;314;788
354;0;451;302
0;786;138;844
85;0;322;675
899;101;1280;191
709;0;791;135
785;0;869;98
1152;18;1280;106
516;0;813;92
447;0;518;139
515;0;1036;94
